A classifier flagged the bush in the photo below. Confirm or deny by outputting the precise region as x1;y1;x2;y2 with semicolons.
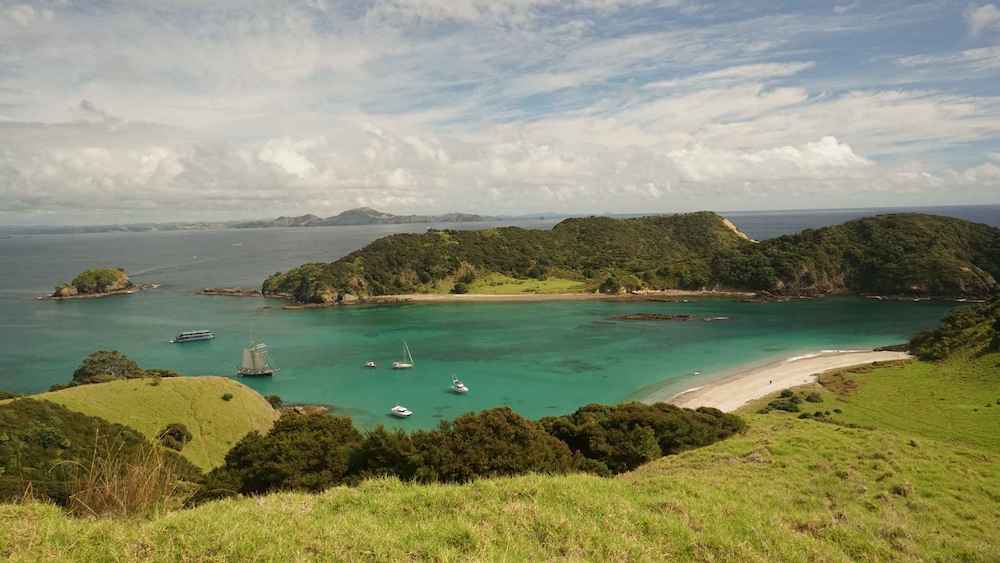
208;414;363;495
266;395;284;409
763;398;801;413
158;423;193;451
450;282;469;294
71;351;145;385
779;389;794;398
202;403;746;500
221;393;234;402
805;392;823;403
540;403;746;475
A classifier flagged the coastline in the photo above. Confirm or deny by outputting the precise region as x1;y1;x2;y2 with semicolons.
36;283;159;301
365;289;756;304
645;349;911;412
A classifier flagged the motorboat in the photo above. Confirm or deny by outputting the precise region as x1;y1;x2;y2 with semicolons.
365;361;377;368
451;377;469;394
390;404;413;418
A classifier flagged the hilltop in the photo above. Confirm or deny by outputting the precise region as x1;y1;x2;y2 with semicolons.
263;211;1000;303
50;267;133;298
232;207;496;229
18;377;278;470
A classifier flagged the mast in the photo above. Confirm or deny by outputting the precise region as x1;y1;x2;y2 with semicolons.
241;348;253;371
405;341;413;365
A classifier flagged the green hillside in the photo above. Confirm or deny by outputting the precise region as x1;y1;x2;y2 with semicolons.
262;212;1000;303
19;377;278;470
3;351;998;561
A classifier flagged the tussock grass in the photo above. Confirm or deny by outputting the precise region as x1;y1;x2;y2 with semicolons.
66;441;196;519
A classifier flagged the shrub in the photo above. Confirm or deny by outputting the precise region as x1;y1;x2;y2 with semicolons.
450;282;469;294
779;389;794;398
158;423;193;451
540;403;746;474
764;398;801;413
221;393;234;401
805;392;823;403
209;414;363;495
71;351;145;385
266;395;284;409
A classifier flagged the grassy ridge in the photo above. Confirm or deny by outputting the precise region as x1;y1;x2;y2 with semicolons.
3;355;998;561
21;377;277;470
263;212;1000;303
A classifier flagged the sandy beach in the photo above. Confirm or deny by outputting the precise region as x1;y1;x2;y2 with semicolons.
374;289;755;303
648;350;911;412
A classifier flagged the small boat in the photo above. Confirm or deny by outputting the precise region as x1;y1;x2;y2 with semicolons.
237;341;278;377
171;330;215;343
390;404;413;418
451;377;469;394
392;341;415;370
365;361;377;368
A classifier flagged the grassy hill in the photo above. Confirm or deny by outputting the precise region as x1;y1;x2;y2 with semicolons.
262;212;1000;303
15;377;277;470
3;352;998;560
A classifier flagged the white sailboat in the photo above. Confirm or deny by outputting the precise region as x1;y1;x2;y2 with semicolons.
392;341;414;369
237;342;278;377
390;404;413;418
451;377;469;394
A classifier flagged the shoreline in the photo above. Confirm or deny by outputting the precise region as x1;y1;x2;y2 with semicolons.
36;283;159;301
644;349;912;412
363;289;755;304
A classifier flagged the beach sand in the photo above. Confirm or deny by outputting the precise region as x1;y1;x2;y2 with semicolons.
375;289;755;303
648;350;911;412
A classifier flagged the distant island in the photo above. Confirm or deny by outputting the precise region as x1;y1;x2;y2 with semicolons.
263;212;1000;304
5;207;500;235
43;268;151;300
230;207;497;229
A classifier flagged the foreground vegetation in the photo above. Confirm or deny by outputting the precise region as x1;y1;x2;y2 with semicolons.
25;377;278;470
3;350;998;560
263;212;1000;303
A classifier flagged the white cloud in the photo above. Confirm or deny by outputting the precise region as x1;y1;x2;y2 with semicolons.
966;3;1000;35
0;0;998;223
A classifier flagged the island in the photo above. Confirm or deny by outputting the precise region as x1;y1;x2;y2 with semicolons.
42;267;152;300
231;207;497;229
261;212;1000;305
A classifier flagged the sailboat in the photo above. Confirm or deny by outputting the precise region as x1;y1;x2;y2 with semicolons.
451;377;469;394
237;342;278;377
392;341;414;369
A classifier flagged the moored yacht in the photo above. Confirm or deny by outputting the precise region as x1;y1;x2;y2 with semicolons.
237;342;278;377
392;341;415;369
365;360;377;368
451;377;469;394
390;404;413;418
171;330;215;343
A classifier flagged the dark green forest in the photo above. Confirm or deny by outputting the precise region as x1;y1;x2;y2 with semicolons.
263;212;1000;302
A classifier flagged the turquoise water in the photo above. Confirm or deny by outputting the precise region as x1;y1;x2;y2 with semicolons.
4;289;953;428
0;214;969;428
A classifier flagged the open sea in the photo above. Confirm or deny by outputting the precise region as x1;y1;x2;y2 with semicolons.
2;205;996;427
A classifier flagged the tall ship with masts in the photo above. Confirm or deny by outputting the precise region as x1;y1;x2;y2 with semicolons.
237;341;278;377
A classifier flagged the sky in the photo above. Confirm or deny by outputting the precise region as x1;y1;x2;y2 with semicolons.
1;0;999;225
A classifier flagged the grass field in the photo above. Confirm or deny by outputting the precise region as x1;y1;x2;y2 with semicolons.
465;272;588;294
2;354;998;561
10;377;278;470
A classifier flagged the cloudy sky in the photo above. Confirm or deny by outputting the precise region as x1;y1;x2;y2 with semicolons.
1;0;999;224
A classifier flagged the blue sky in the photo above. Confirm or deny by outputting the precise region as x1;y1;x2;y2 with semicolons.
0;0;998;224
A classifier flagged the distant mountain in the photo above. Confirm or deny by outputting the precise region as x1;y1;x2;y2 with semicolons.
232;207;496;229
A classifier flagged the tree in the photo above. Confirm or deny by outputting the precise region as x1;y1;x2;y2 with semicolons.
71;350;145;385
210;414;363;494
158;423;193;451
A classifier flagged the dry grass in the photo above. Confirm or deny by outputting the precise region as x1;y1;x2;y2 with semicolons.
63;438;196;519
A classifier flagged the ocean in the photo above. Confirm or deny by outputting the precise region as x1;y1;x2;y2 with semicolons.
2;205;994;427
